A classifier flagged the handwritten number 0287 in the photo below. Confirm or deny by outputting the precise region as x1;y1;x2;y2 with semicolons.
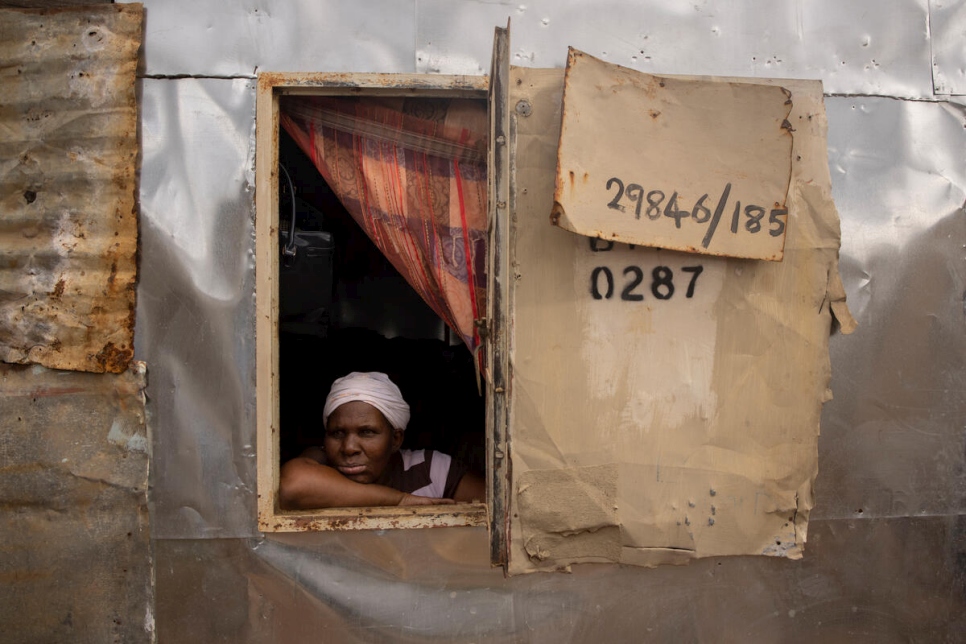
590;265;704;301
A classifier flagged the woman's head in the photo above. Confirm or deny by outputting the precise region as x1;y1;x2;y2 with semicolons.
322;372;409;483
323;372;410;431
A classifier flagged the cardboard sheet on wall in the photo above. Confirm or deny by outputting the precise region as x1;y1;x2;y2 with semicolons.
552;49;793;262
506;66;854;574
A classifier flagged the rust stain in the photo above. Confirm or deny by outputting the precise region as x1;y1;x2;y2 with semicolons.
269;505;488;532
0;570;53;583
0;4;140;374
568;170;575;187
649;109;661;120
582;172;589;184
3;386;87;399
260;71;486;93
93;342;133;374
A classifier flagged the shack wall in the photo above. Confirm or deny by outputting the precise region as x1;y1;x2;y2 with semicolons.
108;0;966;640
0;5;152;643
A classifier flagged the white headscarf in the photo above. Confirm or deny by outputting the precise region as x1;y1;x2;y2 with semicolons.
323;372;411;431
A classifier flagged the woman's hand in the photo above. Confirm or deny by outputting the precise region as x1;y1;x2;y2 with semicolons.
397;494;456;506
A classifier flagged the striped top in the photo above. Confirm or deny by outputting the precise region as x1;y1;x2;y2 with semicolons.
382;449;467;499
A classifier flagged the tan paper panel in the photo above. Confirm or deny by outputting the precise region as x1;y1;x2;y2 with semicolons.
552;49;793;261
0;5;143;373
508;67;852;574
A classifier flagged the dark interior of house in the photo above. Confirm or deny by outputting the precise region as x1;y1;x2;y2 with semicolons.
276;128;486;476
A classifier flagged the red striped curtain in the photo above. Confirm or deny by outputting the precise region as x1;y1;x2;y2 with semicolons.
280;97;488;353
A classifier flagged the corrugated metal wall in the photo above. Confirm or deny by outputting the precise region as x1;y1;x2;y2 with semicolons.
0;5;152;643
62;0;966;640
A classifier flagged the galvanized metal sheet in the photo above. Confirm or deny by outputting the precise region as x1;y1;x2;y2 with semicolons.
416;0;934;98
121;0;418;77
154;517;966;642
930;0;966;95
136;77;258;539
0;4;142;373
124;0;935;98
552;48;794;260
815;95;966;520
0;362;152;643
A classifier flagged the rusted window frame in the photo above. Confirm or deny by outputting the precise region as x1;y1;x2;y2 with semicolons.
254;72;496;533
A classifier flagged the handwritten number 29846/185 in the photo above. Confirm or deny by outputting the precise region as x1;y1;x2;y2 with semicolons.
605;177;787;249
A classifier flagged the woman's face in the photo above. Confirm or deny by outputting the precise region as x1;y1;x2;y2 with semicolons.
323;401;403;484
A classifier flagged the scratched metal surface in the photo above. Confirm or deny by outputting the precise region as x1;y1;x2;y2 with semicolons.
128;0;966;639
0;4;142;373
0;363;152;643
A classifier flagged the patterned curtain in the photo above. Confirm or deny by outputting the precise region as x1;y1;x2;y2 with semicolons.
280;96;488;353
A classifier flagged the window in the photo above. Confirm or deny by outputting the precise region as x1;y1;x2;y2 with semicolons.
255;71;508;536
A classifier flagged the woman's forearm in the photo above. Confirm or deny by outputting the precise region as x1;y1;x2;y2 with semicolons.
279;457;406;509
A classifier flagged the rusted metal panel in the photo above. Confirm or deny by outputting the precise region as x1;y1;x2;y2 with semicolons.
0;4;143;373
0;0;112;7
552;48;794;261
0;362;152;643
